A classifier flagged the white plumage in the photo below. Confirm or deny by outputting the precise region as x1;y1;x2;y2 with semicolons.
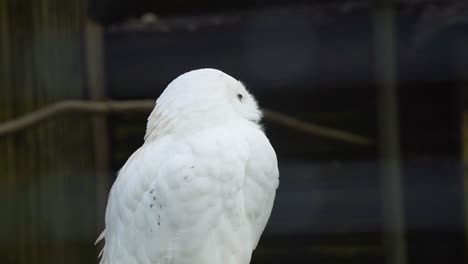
97;68;279;264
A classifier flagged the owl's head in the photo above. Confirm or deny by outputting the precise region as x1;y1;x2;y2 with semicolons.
145;69;262;141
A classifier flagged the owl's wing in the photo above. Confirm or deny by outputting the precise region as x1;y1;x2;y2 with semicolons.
99;131;253;264
242;129;279;249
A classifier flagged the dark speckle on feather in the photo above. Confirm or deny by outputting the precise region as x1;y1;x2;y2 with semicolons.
150;204;153;208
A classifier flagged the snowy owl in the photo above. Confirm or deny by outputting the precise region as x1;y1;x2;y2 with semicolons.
97;68;279;264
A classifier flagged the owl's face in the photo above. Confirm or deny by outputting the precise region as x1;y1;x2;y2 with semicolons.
223;76;262;124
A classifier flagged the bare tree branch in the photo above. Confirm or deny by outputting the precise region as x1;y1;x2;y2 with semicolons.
0;100;374;146
0;100;154;136
264;109;373;146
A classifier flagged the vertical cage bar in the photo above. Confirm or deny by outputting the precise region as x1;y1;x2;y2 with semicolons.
373;1;407;264
85;19;110;236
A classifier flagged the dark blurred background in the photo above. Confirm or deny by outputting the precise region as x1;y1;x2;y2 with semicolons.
0;0;467;263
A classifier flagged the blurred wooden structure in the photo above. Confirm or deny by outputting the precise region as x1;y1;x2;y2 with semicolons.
373;2;407;264
0;0;97;263
85;20;110;234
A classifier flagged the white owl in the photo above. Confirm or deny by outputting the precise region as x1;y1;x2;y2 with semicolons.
97;68;279;264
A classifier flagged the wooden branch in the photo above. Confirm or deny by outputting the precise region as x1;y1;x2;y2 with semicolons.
0;100;155;136
263;109;373;146
0;100;374;146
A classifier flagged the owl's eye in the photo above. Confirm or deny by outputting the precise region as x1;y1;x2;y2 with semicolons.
237;94;243;101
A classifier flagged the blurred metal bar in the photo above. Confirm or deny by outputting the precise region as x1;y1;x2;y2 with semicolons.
85;19;110;236
373;1;408;264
